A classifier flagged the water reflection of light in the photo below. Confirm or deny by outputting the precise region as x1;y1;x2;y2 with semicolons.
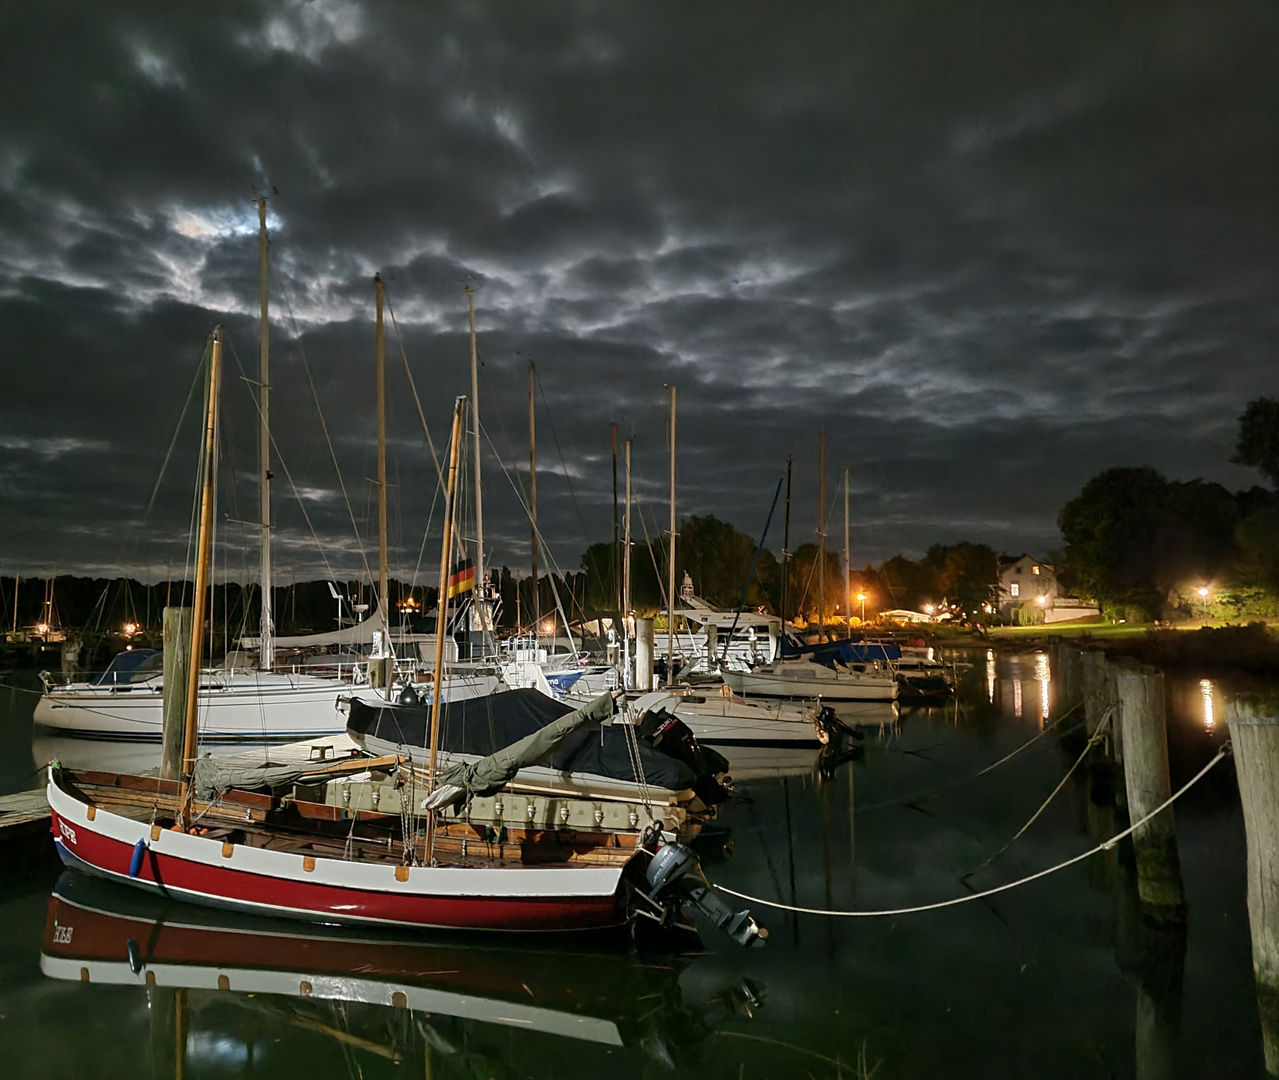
187;1032;250;1067
1013;677;1023;718
986;649;995;703
1034;652;1051;727
1201;679;1215;730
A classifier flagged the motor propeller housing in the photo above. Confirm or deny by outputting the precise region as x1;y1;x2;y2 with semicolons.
643;841;765;947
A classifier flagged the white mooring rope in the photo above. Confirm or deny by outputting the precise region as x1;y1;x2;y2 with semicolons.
712;742;1231;918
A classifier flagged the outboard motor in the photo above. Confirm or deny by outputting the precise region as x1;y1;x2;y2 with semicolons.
637;708;732;805
642;841;765;947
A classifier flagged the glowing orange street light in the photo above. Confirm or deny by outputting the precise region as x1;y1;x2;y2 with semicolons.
856;592;867;623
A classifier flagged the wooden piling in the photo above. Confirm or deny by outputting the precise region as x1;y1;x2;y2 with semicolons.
1081;649;1115;736
706;623;718;670
161;607;192;782
1115;664;1184;921
636;617;654;691
1225;693;1279;1074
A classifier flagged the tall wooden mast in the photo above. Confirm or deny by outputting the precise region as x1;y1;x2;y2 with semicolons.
375;275;390;695
425;396;467;863
181;327;223;787
666;384;677;676
781;455;792;626
466;287;485;611
611;422;620;630
844;467;851;632
818;430;827;638
254;197;273;670
528;360;538;636
623;438;632;688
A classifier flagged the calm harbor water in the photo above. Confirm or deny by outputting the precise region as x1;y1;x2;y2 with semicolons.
0;651;1268;1077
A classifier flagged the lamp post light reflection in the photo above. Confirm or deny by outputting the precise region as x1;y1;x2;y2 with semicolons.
1200;679;1215;730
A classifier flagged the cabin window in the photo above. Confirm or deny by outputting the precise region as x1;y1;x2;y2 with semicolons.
1010;583;1020;597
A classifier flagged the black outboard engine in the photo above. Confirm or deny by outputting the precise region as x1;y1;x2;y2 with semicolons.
641;841;765;947
637;708;732;804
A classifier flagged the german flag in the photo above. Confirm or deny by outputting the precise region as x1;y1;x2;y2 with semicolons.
447;560;476;598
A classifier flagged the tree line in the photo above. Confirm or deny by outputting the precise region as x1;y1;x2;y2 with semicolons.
1056;398;1279;622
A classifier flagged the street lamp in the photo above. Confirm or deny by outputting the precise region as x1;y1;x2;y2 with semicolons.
856;592;867;623
1197;586;1210;620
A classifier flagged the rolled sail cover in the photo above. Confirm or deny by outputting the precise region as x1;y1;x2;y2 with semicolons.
346;688;698;791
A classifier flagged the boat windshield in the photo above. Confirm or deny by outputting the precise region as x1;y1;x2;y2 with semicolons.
91;649;163;685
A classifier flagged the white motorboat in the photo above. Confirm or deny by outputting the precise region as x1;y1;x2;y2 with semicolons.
723;658;898;702
34;647;501;741
630;686;832;746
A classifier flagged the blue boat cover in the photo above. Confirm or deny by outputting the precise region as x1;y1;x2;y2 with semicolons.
91;649;162;685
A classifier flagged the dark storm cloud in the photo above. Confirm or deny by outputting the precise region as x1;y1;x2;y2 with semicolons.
0;0;1276;584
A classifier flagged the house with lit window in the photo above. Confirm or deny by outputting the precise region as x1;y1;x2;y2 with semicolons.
996;556;1101;623
997;555;1058;617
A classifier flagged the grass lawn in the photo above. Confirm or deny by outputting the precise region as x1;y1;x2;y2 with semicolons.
985;621;1152;639
983;617;1279;641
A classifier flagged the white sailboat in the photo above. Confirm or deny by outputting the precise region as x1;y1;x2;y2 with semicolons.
629;687;832;746
723;657;899;701
34;219;487;741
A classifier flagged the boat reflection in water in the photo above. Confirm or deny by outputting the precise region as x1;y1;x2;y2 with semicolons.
40;872;763;1069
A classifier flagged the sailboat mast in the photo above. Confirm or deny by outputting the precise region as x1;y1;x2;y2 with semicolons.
843;467;851;633
181;327;223;786
425;396;467;863
611;422;620;626
529;360;538;637
666;384;677;676
466;288;485;605
374;277;389;671
254;198;273;670
781;456;792;626
623;438;632;688
818;429;826;639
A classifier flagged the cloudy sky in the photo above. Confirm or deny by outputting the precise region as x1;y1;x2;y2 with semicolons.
1;0;1275;587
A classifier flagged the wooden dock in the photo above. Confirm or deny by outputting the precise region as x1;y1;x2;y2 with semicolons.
0;788;54;870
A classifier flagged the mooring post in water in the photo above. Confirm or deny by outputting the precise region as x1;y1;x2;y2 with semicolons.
1081;648;1113;734
706;622;718;671
1225;693;1279;1074
636;616;654;691
161;606;192;782
1115;663;1184;921
1115;852;1187;1080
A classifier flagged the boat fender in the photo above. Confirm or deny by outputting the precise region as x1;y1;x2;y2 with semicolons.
128;838;147;878
396;683;421;706
126;937;143;975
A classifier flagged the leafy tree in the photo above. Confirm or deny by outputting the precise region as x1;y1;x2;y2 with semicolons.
936;542;998;616
1059;467;1239;618
1234;506;1279;594
1059;467;1170;616
1233;398;1279;488
877;554;941;612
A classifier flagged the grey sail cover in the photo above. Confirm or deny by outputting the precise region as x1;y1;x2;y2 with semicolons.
424;691;615;810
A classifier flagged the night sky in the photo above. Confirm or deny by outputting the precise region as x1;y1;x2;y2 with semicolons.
2;1;1276;587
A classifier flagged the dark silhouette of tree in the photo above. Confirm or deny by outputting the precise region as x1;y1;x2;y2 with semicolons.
932;542;998;616
1059;467;1238;618
1233;398;1279;488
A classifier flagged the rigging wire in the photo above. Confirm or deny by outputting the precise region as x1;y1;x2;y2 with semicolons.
280;290;374;588
225;338;341;585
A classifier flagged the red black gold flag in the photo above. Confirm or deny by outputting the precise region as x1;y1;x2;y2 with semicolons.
447;561;476;598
